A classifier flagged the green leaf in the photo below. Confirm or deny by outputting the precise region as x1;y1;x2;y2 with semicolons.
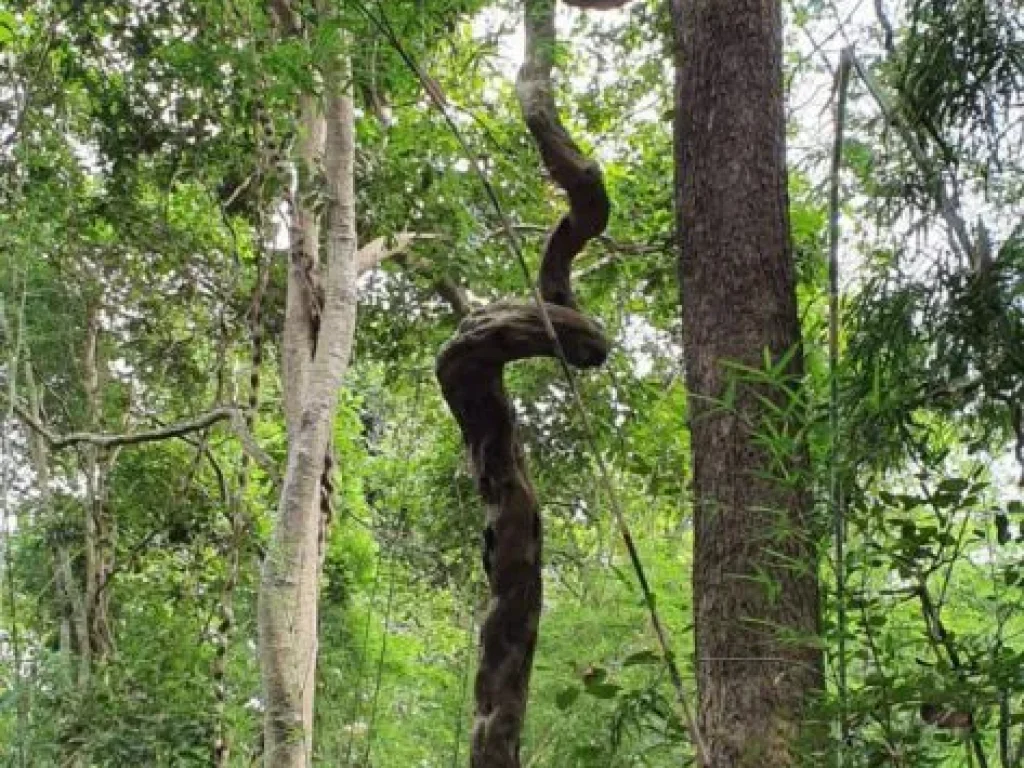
622;650;661;667
555;686;580;711
584;682;621;700
0;11;15;44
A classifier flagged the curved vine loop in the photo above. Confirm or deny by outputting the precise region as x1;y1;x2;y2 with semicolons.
435;0;613;765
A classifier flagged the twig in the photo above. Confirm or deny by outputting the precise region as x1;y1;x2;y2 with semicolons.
872;0;895;53
918;584;989;768
356;232;440;274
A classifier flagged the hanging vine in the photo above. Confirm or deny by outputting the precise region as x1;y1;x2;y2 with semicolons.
435;0;612;764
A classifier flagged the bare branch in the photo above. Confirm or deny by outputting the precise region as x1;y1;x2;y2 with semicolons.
391;252;476;319
355;231;475;318
431;274;475;319
356;232;439;274
13;404;243;451
849;54;978;266
483;223;668;259
268;0;300;36
873;0;895;54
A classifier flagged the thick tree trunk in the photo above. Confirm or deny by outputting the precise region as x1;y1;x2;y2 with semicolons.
670;1;823;765
257;40;357;767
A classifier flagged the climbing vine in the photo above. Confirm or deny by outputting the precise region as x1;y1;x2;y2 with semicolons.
435;0;614;764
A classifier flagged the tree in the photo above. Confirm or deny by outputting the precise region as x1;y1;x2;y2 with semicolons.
255;5;358;765
5;0;1021;764
669;0;824;764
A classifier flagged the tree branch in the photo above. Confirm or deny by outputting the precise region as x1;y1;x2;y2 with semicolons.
227;410;281;483
356;232;440;274
484;223;669;260
13;403;244;451
849;54;978;267
392;253;475;319
354;231;475;318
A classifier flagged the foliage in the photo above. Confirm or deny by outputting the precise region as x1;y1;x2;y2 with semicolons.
0;0;1021;765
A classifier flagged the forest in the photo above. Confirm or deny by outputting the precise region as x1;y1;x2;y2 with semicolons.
0;0;1022;765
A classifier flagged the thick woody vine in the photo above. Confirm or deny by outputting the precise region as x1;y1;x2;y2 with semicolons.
435;0;612;764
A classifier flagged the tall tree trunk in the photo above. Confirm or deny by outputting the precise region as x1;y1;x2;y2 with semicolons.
80;301;115;673
670;1;823;765
22;362;77;667
257;28;357;765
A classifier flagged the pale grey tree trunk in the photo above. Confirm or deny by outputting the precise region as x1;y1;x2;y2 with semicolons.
80;301;118;673
257;37;358;767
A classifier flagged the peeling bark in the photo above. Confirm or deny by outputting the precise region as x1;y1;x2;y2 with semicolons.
436;1;612;764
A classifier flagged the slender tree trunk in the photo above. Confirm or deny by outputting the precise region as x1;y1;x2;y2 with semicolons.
22;362;75;665
214;257;270;768
81;302;99;677
80;301;115;672
282;92;324;438
670;1;823;765
28;359;89;768
257;31;358;766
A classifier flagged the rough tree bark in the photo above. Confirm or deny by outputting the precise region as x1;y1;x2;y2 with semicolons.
437;1;610;765
670;1;823;765
257;13;358;766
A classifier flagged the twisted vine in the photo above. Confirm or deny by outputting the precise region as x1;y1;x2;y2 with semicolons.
436;1;613;765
